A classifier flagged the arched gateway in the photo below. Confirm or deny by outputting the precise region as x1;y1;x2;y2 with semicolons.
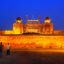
25;16;40;33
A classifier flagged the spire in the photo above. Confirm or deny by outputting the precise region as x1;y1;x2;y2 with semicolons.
26;16;28;23
38;16;40;24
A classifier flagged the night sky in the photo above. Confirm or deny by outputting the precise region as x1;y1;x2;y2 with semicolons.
0;0;64;30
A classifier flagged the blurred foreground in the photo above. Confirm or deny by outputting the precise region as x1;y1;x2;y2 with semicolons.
0;50;64;64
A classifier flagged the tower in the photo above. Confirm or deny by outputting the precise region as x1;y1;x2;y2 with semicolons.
42;17;53;34
13;17;24;34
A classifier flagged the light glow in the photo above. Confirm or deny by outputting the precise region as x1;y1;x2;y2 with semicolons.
0;35;64;50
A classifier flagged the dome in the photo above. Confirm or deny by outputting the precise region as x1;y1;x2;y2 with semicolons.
45;17;50;20
44;17;51;23
16;17;21;20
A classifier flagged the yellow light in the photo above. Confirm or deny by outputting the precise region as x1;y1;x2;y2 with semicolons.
4;30;12;34
45;19;50;23
13;27;21;34
16;20;22;23
0;35;64;50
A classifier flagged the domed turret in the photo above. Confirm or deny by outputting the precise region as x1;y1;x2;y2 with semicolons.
16;17;22;23
44;17;51;23
16;17;21;20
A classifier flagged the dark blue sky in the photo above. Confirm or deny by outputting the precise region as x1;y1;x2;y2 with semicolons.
0;0;64;30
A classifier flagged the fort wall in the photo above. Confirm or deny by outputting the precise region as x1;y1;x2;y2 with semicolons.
0;35;64;50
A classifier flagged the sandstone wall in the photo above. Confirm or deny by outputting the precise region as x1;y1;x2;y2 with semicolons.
0;35;64;50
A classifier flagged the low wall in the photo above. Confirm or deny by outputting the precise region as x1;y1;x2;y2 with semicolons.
0;35;64;50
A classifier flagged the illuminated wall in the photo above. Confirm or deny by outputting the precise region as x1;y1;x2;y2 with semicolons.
13;22;24;34
42;23;53;34
26;19;40;33
0;35;64;50
4;30;13;34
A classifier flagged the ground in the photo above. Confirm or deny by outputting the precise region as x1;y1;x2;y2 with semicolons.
0;50;64;64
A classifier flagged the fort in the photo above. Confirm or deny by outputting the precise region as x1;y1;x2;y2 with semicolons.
0;17;64;50
0;16;64;35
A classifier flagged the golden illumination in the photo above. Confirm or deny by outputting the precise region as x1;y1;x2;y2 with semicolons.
13;27;21;34
4;30;13;34
44;19;51;23
0;17;64;51
0;35;64;50
26;29;38;33
16;20;22;23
